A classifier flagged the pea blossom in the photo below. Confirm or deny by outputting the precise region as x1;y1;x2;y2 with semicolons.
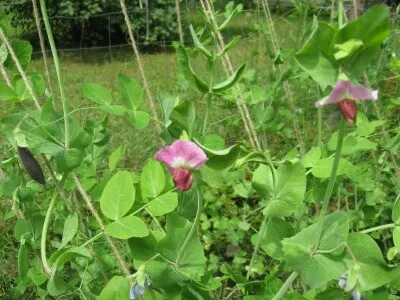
155;140;207;191
315;80;378;123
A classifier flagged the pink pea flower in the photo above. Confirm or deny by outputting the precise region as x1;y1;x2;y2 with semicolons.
155;140;207;191
315;81;378;123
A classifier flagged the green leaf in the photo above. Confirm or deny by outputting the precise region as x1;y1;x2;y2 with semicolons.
147;191;178;216
251;217;294;260
109;144;126;171
47;272;67;296
282;212;348;288
100;171;135;220
252;163;306;217
393;227;400;252
300;147;321;168
392;196;400;224
207;146;240;170
99;276;130;300
155;213;206;282
60;212;79;249
128;231;165;269
99;104;126;116
0;82;18;101
18;241;29;279
343;233;391;292
170;101;196;136
356;112;385;136
27;267;47;286
189;25;212;58
118;73;143;109
311;157;354;178
212;63;246;93
106;215;149;239
218;36;241;57
334;39;363;60
176;44;209;93
204;134;225;150
295;5;390;88
4;40;32;71
83;83;113;105
157;93;178;127
0;11;10;33
55;148;84;173
14;73;45;100
218;4;243;31
295;22;339;89
140;159;165;198
126;110;151;129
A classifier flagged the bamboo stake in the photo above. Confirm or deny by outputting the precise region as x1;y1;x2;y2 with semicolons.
200;0;261;150
260;0;305;154
31;0;53;96
175;0;184;43
120;0;162;133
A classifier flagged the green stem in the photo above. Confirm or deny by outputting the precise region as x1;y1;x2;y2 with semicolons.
80;232;104;248
176;188;202;267
317;107;322;146
313;119;346;252
39;0;70;149
360;223;396;234
246;217;268;280
338;0;344;28
202;94;212;139
272;272;299;300
41;192;57;276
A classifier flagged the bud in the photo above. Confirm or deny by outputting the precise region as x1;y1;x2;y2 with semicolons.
337;99;357;123
172;168;193;191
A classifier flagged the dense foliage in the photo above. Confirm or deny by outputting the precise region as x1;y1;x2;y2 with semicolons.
0;0;399;299
1;0;177;48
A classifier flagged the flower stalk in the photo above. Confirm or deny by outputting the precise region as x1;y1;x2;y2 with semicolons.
176;188;202;267
313;118;346;251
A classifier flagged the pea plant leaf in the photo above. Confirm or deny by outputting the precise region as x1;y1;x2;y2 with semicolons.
108;144;126;171
176;43;209;93
147;191;178;216
99;276;131;300
83;83;113;106
343;233;392;292
100;170;135;220
282;212;349;288
106;215;149;239
252;163;306;217
118;73;143;109
60;212;79;249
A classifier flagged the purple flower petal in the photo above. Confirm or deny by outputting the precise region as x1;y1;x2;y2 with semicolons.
315;81;350;107
347;84;378;101
315;81;378;107
155;140;207;171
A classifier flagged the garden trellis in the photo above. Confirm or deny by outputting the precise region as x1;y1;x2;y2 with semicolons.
0;0;400;299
